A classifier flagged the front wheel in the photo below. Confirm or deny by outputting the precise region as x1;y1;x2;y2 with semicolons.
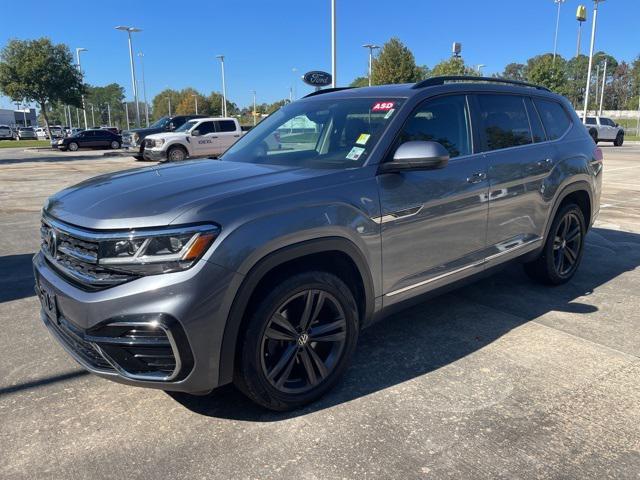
167;146;187;162
524;203;586;285
235;271;359;411
614;132;624;147
68;142;79;152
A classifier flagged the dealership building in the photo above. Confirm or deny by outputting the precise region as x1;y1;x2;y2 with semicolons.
0;107;37;127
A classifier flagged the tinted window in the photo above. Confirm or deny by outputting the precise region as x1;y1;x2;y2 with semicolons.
534;99;571;140
172;117;187;128
397;95;471;158
478;94;532;151
601;117;615;127
585;117;597;125
196;121;215;135
216;120;237;132
524;97;546;142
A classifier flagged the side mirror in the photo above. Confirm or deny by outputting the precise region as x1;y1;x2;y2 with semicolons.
167;123;175;131
191;130;201;137
380;141;450;173
615;123;620;127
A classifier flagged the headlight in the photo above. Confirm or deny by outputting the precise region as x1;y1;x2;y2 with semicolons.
57;140;63;144
131;133;139;146
98;224;219;275
154;138;165;147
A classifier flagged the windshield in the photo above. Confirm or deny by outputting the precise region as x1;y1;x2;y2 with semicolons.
222;97;404;168
175;120;198;133
20;127;34;132
149;117;169;129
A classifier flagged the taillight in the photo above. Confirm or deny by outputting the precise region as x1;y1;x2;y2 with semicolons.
593;146;603;162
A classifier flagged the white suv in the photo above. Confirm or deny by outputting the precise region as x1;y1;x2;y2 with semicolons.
143;117;244;162
583;116;625;146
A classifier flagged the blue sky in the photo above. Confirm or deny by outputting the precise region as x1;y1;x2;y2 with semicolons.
1;0;639;110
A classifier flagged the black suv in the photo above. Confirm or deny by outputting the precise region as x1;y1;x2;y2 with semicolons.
122;115;205;160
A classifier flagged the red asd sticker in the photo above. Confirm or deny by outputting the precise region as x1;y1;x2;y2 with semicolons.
372;102;394;111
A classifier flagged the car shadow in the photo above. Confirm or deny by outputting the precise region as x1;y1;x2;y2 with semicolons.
0;151;126;165
0;253;36;303
168;227;640;421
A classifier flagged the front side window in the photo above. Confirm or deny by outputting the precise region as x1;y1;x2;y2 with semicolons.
478;94;532;151
535;99;571;140
195;121;215;135
395;95;471;158
223;97;404;168
585;117;597;125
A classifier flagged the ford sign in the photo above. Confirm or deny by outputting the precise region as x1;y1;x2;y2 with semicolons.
302;71;332;87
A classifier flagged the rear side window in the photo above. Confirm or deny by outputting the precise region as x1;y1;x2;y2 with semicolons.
397;95;471;158
534;99;571;140
524;98;546;143
216;120;237;132
477;94;532;151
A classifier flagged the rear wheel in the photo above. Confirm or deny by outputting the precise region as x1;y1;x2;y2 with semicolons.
524;203;586;285
614;132;624;146
235;271;359;411
110;140;121;149
167;146;187;162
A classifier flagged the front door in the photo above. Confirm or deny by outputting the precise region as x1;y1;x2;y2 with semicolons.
190;120;217;157
378;94;489;302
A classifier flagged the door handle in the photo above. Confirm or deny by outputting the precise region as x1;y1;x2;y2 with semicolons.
467;172;487;184
536;158;553;169
211;136;218;139
233;134;240;138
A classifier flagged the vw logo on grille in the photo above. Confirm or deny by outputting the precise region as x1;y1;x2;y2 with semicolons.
44;227;57;258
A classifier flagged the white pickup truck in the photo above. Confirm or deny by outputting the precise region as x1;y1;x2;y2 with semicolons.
143;117;245;162
583;116;625;146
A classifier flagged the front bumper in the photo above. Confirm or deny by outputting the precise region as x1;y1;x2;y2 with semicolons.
33;251;243;393
143;148;167;162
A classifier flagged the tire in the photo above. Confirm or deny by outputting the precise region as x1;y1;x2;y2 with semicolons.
524;203;586;285
110;140;121;149
614;132;624;147
167;146;187;162
68;142;79;152
234;271;359;411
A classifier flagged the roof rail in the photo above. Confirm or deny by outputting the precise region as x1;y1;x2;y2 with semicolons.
412;76;550;92
303;87;354;98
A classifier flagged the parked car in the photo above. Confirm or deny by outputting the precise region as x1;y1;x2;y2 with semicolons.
0;125;14;140
143;117;244;161
16;127;37;140
35;127;48;139
56;128;122;151
34;76;602;411
122;115;205;160
49;126;64;139
583;116;624;146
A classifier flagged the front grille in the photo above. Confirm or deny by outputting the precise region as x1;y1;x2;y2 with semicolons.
40;216;137;290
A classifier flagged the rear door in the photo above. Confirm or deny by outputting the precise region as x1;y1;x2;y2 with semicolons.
378;94;490;301
477;93;553;261
214;120;241;154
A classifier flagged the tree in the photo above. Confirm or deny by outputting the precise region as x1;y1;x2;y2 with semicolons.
524;54;568;95
152;89;182;119
431;57;475;77
349;76;369;88
371;38;422;85
501;63;526;81
0;38;85;139
85;83;126;127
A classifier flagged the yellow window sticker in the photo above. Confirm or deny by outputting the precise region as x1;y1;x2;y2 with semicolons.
355;133;370;145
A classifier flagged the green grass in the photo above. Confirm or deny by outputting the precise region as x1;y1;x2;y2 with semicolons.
0;139;51;149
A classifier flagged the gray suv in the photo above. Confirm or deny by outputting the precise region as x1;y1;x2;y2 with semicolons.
34;77;602;410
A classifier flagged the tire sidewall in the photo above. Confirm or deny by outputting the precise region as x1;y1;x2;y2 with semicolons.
68;142;79;151
111;140;120;149
541;204;586;284
237;271;359;410
168;146;186;161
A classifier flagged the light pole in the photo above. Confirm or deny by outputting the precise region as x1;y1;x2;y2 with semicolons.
594;64;600;107
88;103;95;126
192;94;199;114
598;58;607;115
476;64;486;75
124;102;130;129
76;47;89;129
115;26;142;128
582;0;605;122
251;90;257;126
331;0;337;87
168;95;172;116
137;52;149;127
553;0;566;63
362;44;380;86
576;5;587;57
216;55;227;117
106;103;112;126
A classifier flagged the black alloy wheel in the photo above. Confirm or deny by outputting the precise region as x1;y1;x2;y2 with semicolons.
552;211;582;278
260;289;347;394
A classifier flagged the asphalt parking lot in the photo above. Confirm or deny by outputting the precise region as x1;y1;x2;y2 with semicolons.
1;145;639;479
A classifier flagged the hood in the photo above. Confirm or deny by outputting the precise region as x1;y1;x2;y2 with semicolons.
145;132;188;143
44;160;330;229
124;126;164;137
